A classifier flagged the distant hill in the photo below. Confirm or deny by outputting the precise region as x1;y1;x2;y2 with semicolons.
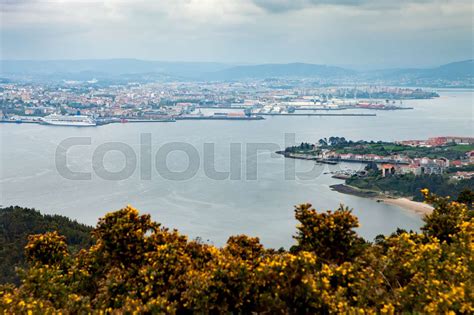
0;59;230;82
0;206;92;284
419;59;473;80
0;59;472;85
205;62;356;80
368;60;473;82
0;59;354;81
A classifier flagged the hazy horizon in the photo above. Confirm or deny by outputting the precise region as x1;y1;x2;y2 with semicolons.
0;57;472;69
1;0;473;69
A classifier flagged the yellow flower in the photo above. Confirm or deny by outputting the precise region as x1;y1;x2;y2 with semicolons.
381;303;395;314
3;294;13;304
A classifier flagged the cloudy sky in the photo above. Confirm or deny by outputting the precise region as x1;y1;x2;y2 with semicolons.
1;0;473;67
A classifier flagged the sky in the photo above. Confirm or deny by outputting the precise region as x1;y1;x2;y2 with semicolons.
1;0;473;68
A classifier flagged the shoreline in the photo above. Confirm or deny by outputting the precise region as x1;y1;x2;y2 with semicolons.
330;184;433;216
379;197;433;216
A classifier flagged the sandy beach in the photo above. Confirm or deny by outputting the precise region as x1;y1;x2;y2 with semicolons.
330;184;434;216
377;197;434;216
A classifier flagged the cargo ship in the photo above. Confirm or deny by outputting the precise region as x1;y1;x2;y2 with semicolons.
41;114;96;126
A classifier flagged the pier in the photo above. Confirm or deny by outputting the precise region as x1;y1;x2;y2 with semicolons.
175;115;264;121
121;118;176;123
258;113;376;117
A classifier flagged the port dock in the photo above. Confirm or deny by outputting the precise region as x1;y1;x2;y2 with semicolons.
175;115;264;120
258;113;376;117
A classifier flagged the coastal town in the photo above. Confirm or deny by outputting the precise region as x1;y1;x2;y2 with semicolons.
281;136;474;202
0;81;437;126
284;136;474;176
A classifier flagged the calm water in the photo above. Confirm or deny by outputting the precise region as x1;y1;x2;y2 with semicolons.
1;90;472;248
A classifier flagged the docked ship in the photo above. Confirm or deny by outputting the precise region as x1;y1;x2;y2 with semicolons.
41;114;96;127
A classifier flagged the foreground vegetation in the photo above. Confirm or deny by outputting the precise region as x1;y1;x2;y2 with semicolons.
1;191;473;313
0;206;92;284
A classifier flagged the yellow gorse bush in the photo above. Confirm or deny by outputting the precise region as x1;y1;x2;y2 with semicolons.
1;192;472;314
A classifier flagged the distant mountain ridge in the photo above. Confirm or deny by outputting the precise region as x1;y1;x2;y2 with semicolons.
0;59;472;85
420;59;473;80
371;60;473;81
0;59;229;79
206;62;356;80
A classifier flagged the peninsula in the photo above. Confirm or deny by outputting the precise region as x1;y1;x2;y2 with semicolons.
280;136;474;214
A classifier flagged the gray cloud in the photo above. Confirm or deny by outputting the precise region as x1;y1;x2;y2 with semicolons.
0;0;36;12
251;0;432;13
251;0;309;12
0;0;472;67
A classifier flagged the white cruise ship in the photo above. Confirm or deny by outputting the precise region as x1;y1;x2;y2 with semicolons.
41;114;96;127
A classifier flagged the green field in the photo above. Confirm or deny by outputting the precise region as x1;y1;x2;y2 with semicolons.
285;140;473;161
333;143;473;160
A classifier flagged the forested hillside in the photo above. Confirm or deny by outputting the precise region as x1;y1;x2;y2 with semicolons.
0;206;92;284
